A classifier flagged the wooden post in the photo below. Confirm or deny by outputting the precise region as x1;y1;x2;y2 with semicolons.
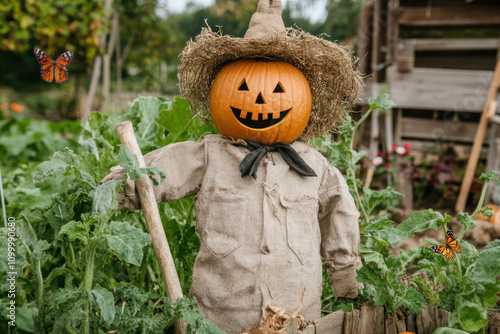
358;2;373;76
115;121;187;334
456;58;500;212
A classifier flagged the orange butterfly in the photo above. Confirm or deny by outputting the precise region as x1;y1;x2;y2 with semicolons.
430;228;461;259
34;48;73;84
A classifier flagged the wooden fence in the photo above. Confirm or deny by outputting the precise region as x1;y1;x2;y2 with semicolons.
289;303;500;334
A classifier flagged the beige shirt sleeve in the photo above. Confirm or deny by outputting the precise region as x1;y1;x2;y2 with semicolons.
318;163;362;299
115;138;206;210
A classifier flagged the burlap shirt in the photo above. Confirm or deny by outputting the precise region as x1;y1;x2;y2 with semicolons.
114;134;361;333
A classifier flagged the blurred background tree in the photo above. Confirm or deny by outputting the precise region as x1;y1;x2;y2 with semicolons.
0;0;368;119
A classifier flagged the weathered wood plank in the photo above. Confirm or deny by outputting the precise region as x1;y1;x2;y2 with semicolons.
395;138;489;159
487;309;500;334
416;306;450;331
315;310;344;334
396;317;406;333
385;314;398;334
399;117;491;144
343;310;360;334
435;308;450;327
358;2;373;76
406;313;417;333
386;67;496;113
417;306;445;334
409;38;500;51
358;303;384;334
399;6;500;27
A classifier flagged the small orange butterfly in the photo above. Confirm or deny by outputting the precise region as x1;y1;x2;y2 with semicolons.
430;228;461;259
34;48;73;84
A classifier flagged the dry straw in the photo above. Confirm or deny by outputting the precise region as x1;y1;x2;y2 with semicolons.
178;1;361;141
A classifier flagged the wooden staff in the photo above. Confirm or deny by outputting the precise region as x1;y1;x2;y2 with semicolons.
455;58;500;212
116;121;186;334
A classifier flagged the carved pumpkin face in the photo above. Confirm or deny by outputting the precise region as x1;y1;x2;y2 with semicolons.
209;59;312;145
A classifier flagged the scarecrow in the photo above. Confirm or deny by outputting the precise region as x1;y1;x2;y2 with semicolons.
103;0;362;332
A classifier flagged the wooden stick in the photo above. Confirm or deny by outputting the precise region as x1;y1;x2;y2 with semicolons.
456;58;500;212
115;121;186;334
455;101;498;212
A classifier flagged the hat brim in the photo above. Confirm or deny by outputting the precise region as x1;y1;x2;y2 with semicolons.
178;26;361;140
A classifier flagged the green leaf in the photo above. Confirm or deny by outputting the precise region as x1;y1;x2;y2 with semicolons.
394;287;426;314
449;281;500;332
360;248;388;272
33;148;76;183
357;265;392;308
159;97;217;144
103;221;151;266
59;220;89;245
479;207;494;220
118;145;165;185
15;306;35;332
45;267;71;285
44;193;76;232
92;180;119;215
91;284;115;325
479;171;500;183
16;218;37;254
434;328;469;334
472;240;500;283
159;97;192;137
130;96;165;147
33;148;97;188
176;297;226;334
457;211;476;231
449;300;488;332
367;94;396;111
33;240;50;259
394;210;451;245
362;187;403;216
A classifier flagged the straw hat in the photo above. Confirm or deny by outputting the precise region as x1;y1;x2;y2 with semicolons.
178;0;361;140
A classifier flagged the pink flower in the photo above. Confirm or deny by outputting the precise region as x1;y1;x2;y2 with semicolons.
371;156;383;167
395;146;408;155
392;144;411;156
385;163;392;169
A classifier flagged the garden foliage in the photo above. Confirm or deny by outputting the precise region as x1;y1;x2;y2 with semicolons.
0;95;499;333
312;95;500;333
0;97;220;333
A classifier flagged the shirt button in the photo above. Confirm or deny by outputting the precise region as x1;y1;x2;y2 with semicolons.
261;245;270;255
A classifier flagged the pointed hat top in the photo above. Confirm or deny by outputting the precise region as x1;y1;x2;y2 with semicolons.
244;0;286;38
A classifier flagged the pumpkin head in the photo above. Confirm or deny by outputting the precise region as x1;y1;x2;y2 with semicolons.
209;59;312;145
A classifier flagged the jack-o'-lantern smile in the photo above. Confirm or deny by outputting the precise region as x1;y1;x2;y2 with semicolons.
209;59;312;145
230;106;292;129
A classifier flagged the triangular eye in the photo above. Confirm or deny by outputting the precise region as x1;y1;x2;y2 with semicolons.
273;82;285;93
238;79;249;91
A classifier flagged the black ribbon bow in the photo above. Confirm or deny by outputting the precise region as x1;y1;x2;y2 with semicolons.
239;141;317;179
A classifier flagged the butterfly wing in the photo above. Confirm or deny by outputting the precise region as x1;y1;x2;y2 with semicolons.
34;48;54;83
54;51;73;84
430;245;455;259
445;228;461;254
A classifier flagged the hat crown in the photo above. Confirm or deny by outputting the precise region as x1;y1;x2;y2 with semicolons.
244;0;286;39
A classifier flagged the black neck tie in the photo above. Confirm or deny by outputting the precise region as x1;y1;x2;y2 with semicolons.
239;141;317;179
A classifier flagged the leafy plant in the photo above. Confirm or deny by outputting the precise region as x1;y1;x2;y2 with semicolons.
0;96;221;333
313;94;500;332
